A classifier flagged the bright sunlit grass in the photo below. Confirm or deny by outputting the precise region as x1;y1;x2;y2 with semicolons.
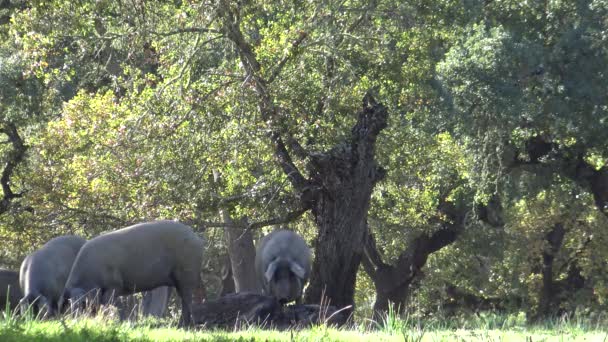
1;304;607;341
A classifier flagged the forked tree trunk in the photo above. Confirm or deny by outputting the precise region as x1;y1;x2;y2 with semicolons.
536;222;566;319
219;6;388;311
303;94;388;310
363;216;465;316
363;195;497;318
304;186;373;308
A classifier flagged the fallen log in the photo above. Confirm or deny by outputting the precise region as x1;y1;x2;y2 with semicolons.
191;292;348;330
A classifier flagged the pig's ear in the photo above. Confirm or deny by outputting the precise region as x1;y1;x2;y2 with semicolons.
289;261;306;279
265;259;279;283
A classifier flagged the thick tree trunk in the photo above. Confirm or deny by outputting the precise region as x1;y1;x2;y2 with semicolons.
304;190;369;308
303;95;388;310
363;217;465;316
220;254;236;296
219;6;387;311
223;217;259;293
213;170;259;294
362;195;497;317
536;223;566;319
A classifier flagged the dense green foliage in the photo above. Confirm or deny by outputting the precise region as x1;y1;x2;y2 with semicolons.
0;0;606;320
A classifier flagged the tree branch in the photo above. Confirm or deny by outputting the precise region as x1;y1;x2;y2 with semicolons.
508;137;608;217
267;30;308;84
351;91;389;144
286;134;310;160
192;206;309;230
271;132;309;191
218;2;310;194
349;91;389;182
247;206;309;230
149;27;222;37
0;122;26;214
59;204;127;226
362;227;388;278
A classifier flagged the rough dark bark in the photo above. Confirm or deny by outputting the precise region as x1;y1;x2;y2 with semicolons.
219;3;389;311
0;122;26;215
535;223;566;319
191;292;347;330
303;95;387;310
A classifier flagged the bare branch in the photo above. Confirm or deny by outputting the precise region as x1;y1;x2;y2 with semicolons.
271;132;309;191
286;134;309;159
149;27;222;37
508;137;608;218
192;206;308;231
0;122;26;214
218;1;310;193
267;30;308;84
196;220;238;229
59;204;127;226
248;206;309;230
362;227;387;278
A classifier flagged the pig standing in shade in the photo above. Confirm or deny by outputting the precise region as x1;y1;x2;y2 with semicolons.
62;220;203;327
19;235;86;317
255;229;312;304
0;269;21;312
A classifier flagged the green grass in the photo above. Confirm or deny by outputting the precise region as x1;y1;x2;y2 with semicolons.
1;306;607;341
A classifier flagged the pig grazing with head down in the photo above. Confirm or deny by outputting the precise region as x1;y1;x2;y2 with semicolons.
19;235;86;317
0;269;21;311
255;230;312;305
62;220;203;327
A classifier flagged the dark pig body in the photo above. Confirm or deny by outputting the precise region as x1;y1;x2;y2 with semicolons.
255;230;312;304
63;220;203;326
19;235;86;317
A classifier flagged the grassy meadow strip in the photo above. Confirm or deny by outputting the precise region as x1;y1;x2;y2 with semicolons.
0;317;607;341
1;306;607;341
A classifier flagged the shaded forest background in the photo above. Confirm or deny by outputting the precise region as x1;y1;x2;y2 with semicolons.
0;0;607;321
